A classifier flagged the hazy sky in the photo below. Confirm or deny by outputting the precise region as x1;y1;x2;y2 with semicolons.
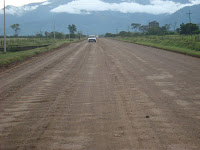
0;0;47;8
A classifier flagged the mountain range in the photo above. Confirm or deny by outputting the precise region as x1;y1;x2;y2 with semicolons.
0;0;200;36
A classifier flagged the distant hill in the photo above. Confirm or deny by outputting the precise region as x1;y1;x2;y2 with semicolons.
0;0;199;35
162;4;200;26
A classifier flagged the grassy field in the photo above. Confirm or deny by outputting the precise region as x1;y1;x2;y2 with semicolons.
0;38;63;51
0;38;79;67
0;38;57;46
116;34;200;58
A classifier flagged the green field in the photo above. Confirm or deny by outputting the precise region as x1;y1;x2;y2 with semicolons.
0;38;79;67
116;35;200;58
0;38;65;51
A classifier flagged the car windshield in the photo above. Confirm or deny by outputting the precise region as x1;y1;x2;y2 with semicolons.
89;36;96;38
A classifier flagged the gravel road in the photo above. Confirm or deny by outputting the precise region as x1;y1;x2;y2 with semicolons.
0;39;200;150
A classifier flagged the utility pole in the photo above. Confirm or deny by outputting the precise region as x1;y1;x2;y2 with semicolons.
54;20;56;41
186;9;193;36
69;28;71;40
80;31;83;39
128;26;130;32
186;9;192;23
4;0;6;53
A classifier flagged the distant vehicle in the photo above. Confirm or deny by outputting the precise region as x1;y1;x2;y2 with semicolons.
88;35;97;42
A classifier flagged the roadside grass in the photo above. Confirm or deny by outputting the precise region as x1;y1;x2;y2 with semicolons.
116;35;200;58
0;39;79;66
0;38;57;47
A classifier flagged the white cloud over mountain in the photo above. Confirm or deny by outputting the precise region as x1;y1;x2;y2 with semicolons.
0;0;47;9
0;0;48;16
0;1;50;16
0;5;39;16
41;1;52;6
0;0;200;16
51;0;200;15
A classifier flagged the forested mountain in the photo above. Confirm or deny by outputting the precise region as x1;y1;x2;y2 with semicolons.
0;0;199;35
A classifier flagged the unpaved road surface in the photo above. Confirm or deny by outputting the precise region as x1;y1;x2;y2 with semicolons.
0;39;200;150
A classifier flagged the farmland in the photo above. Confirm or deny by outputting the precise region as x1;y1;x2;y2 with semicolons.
116;34;200;57
0;38;68;51
0;38;78;66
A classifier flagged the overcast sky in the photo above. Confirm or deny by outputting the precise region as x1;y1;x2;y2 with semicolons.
51;0;200;15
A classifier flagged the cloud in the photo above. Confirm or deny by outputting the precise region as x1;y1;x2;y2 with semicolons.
51;0;200;15
0;0;47;9
0;5;39;16
41;1;52;6
0;0;50;16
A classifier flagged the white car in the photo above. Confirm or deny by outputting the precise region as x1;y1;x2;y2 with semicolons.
88;35;97;42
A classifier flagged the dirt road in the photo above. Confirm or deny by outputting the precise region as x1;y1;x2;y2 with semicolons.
0;39;200;150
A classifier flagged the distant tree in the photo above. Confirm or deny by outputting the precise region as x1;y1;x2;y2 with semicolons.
131;23;141;32
149;21;159;28
44;31;50;38
10;24;20;37
43;31;65;39
55;32;65;39
139;25;149;34
148;21;161;35
119;31;130;37
148;27;161;35
105;33;116;37
176;28;180;33
165;24;171;31
180;23;200;34
36;31;43;38
68;24;77;34
160;26;167;34
159;24;170;35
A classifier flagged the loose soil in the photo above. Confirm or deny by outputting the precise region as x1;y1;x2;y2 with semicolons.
0;39;200;150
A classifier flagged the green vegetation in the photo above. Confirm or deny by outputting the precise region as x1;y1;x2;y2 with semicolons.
0;39;79;66
116;35;200;57
0;38;57;49
105;21;200;37
178;23;200;35
0;38;69;53
105;21;200;57
10;24;20;37
68;24;78;38
0;23;87;67
68;24;77;34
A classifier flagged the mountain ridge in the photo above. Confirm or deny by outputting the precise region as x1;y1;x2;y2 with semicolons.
0;0;199;35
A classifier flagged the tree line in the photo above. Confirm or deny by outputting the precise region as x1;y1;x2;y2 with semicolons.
8;24;85;39
105;21;200;37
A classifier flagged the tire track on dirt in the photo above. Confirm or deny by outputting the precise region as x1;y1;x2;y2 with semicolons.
1;39;200;149
0;42;83;102
0;42;91;149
